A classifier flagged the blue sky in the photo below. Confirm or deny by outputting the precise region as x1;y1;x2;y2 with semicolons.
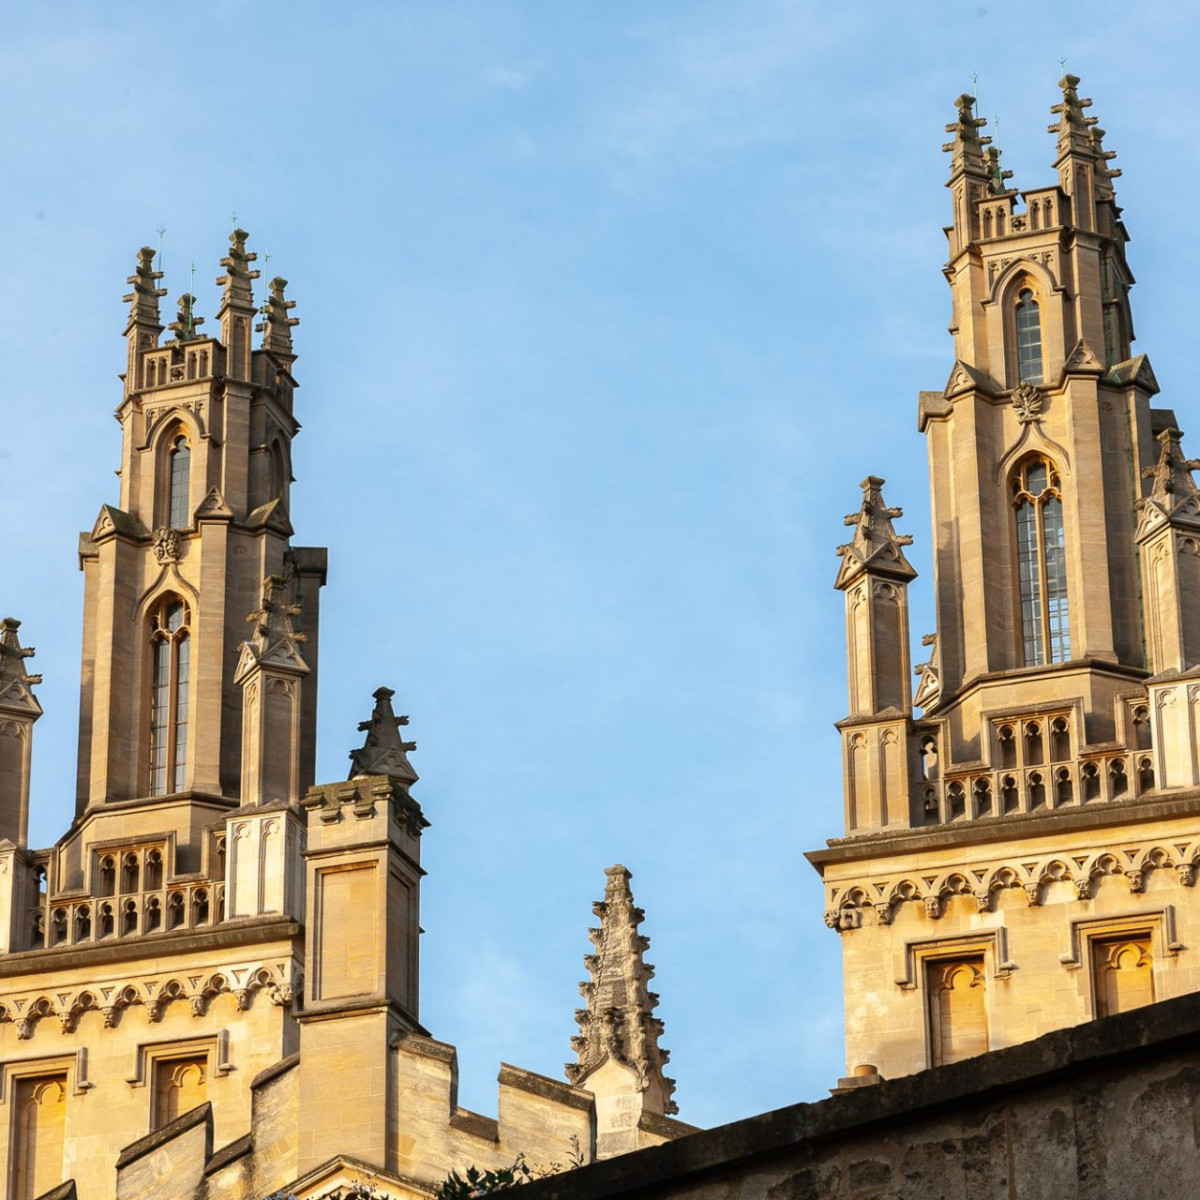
3;0;1200;1131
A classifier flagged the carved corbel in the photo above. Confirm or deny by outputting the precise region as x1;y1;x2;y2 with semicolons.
872;901;893;926
923;896;941;919
1023;882;1042;906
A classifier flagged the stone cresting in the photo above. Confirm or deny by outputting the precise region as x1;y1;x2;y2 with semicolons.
568;865;678;1116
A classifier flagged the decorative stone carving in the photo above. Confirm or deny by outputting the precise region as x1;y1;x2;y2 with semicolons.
566;865;677;1115
153;527;181;563
1011;381;1045;423
349;687;419;784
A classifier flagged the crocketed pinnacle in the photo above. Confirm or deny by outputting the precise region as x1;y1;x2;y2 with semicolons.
834;476;917;589
216;228;260;311
567;865;677;1115
257;276;299;358
348;687;419;785
238;575;309;676
1049;74;1098;163
123;246;166;334
0;618;43;716
942;93;991;182
1143;429;1200;509
983;145;1013;196
168;294;204;343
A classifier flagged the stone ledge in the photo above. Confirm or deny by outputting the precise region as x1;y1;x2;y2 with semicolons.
499;1063;594;1112
515;991;1200;1200
250;1051;300;1091
204;1131;253;1175
116;1101;212;1170
0;916;301;978
451;1106;500;1143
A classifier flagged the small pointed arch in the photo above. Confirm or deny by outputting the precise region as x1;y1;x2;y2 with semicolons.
988;261;1059;387
146;592;193;796
267;437;291;504
1129;845;1174;876
886;878;922;907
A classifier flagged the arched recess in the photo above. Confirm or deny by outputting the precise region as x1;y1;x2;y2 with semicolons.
149;413;204;530
985;260;1064;388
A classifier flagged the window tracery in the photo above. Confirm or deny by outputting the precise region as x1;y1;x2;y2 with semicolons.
1012;455;1070;665
149;596;191;796
1015;288;1044;383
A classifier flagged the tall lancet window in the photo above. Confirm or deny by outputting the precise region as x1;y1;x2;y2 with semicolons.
1015;289;1044;384
168;436;191;528
1013;456;1070;666
149;597;191;796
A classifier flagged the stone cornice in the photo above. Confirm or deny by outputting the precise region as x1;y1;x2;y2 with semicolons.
807;789;1200;870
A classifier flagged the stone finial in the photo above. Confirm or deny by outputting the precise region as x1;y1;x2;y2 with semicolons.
348;687;418;785
1048;74;1098;160
239;576;309;674
942;93;991;181
257;277;299;358
216;228;260;310
0;618;43;715
168;294;204;343
983;145;1013;196
1143;429;1200;506
123;246;167;333
567;865;678;1116
834;476;917;590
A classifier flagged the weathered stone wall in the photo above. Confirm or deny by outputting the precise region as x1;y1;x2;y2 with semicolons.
514;992;1200;1200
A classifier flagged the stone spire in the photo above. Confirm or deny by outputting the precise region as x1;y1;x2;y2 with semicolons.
942;95;993;260
0;618;43;847
217;228;260;381
1049;75;1101;230
567;865;677;1118
122;246;166;394
258;276;298;360
168;293;204;343
348;688;418;785
943;93;991;181
834;476;917;589
1049;74;1098;162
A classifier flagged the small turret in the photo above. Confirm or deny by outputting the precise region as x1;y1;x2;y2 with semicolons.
349;687;418;786
216;228;260;381
234;576;309;806
1137;429;1200;679
568;864;676;1155
0;618;43;847
122;246;166;395
835;478;917;832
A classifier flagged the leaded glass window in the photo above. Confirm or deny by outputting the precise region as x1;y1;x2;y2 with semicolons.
1012;457;1070;666
149;597;190;795
1015;289;1044;384
168;436;191;528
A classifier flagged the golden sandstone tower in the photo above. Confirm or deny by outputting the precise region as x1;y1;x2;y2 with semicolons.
0;235;688;1200
810;77;1200;1080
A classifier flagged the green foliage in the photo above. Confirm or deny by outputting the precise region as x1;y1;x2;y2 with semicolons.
435;1154;535;1200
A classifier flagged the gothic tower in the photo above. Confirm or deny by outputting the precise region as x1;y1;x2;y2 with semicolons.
810;79;1200;1079
0;234;691;1200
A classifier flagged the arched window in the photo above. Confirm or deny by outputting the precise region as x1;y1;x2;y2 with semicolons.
167;436;191;528
149;596;191;796
1015;288;1044;384
1012;456;1070;666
